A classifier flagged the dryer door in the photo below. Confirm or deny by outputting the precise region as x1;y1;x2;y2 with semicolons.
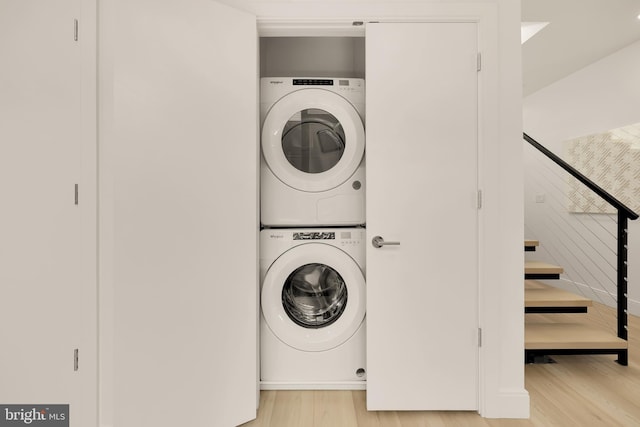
262;89;365;192
262;243;365;351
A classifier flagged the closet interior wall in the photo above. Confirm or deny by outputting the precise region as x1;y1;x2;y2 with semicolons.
260;37;365;79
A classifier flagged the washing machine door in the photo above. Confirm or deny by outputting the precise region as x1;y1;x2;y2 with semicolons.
261;243;365;352
262;89;365;192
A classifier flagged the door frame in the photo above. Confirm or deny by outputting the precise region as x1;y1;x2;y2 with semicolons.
79;0;99;425
256;1;528;418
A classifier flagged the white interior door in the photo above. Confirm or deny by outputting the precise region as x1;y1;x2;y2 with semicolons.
0;0;97;424
99;1;258;426
366;22;479;410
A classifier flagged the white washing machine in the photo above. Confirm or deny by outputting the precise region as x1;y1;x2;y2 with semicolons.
260;77;365;227
260;228;366;390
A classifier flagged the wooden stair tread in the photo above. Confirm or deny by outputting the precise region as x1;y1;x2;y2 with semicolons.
525;260;563;275
524;239;539;252
525;280;592;307
525;322;627;350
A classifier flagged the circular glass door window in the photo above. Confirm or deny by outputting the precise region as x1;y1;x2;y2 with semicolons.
282;263;348;328
281;109;346;174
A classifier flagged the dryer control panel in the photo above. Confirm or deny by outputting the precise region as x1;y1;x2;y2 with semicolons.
293;79;334;86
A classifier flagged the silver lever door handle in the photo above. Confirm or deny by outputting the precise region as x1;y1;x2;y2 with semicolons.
372;236;400;248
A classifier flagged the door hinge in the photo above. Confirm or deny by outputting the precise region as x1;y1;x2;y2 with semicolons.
478;328;483;347
74;184;79;205
477;52;481;72
74;348;79;371
74;19;79;41
477;189;483;209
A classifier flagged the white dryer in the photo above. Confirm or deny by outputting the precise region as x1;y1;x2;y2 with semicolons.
260;228;366;389
260;78;365;227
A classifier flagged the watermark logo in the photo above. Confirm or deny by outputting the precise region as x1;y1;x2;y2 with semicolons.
0;405;68;426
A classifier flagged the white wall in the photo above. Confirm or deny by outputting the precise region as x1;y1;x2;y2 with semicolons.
523;39;640;315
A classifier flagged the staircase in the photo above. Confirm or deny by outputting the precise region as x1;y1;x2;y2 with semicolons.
522;133;638;366
524;239;628;364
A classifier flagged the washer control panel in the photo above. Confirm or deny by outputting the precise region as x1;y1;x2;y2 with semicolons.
288;230;362;246
263;229;363;248
260;229;365;267
337;230;362;247
293;231;335;240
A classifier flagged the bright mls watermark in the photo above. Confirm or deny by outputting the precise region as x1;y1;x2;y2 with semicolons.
0;405;68;426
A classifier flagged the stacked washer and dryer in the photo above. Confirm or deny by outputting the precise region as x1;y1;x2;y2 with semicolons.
260;78;367;389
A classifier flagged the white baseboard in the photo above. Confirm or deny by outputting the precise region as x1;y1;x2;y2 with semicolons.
260;381;366;390
482;388;530;419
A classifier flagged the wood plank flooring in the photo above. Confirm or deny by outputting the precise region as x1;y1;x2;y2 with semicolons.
242;305;640;427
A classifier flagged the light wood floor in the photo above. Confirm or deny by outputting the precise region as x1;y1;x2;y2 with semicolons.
243;304;640;427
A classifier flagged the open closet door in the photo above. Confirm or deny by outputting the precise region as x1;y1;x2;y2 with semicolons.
365;22;480;410
101;1;258;426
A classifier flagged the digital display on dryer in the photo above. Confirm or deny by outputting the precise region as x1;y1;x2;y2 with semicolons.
293;232;335;240
292;79;334;86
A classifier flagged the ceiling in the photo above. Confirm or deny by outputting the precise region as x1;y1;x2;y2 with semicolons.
522;0;640;96
222;0;640;96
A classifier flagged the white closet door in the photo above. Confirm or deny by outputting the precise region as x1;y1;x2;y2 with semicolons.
366;22;479;410
0;0;97;425
101;1;258;426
